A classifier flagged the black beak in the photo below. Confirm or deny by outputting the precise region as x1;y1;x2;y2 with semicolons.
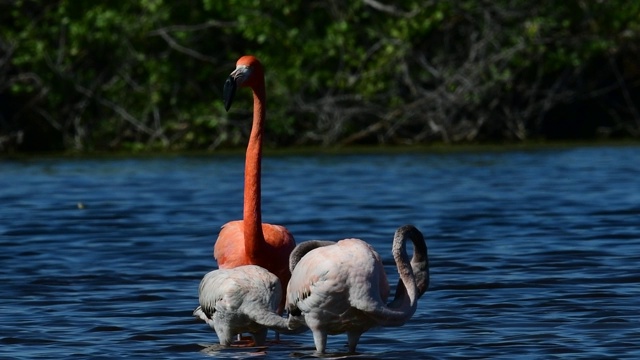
223;76;236;112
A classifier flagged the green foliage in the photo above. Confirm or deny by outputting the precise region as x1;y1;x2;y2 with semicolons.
1;0;639;152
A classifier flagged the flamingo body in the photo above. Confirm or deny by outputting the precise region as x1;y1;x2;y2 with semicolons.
291;239;389;326
215;220;295;291
286;225;429;353
194;265;295;346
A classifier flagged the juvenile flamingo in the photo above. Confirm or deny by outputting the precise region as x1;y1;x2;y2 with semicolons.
286;225;430;354
193;265;303;346
213;56;296;311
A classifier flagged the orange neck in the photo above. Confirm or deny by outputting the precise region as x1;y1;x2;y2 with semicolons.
243;80;266;259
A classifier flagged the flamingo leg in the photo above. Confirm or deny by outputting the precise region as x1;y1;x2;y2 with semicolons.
252;328;268;346
347;331;363;353
312;328;328;354
215;325;234;346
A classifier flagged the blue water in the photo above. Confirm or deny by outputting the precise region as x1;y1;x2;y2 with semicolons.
1;145;639;359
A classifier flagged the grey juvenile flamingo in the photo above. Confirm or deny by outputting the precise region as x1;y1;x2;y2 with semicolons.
193;265;303;346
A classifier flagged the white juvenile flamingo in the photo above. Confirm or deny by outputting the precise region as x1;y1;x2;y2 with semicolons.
285;225;429;353
193;265;303;346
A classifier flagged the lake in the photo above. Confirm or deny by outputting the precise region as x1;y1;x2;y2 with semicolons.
1;145;639;359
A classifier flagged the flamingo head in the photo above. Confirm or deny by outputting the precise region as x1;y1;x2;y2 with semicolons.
223;55;264;111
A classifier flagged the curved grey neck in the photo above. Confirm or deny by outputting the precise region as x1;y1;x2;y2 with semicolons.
289;240;336;272
257;312;307;334
387;225;429;314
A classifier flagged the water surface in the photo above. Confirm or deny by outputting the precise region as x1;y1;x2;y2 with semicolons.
1;145;639;359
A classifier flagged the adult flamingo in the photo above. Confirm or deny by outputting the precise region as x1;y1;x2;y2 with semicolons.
286;225;429;354
193;265;304;346
213;55;296;311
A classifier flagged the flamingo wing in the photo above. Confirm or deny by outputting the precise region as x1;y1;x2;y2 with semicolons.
213;221;245;269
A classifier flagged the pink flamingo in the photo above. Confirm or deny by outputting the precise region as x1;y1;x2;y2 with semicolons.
213;55;296;312
286;225;430;353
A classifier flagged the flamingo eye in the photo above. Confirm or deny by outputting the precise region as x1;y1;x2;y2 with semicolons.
233;65;251;85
